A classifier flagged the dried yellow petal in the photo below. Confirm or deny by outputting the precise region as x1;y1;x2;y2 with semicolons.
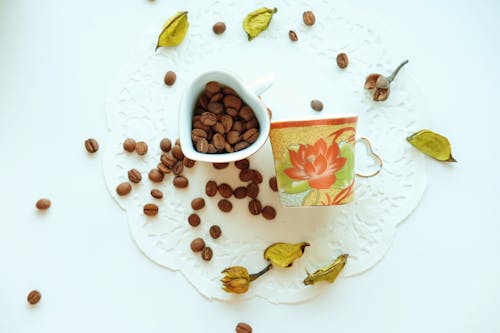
243;7;277;41
264;242;309;268
156;11;189;50
303;254;348;286
407;129;456;162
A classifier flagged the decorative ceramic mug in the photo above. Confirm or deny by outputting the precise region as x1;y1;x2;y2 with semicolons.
269;115;381;207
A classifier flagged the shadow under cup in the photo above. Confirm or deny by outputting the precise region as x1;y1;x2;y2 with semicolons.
269;116;358;207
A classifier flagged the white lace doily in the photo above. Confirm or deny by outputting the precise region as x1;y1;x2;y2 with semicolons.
103;0;427;303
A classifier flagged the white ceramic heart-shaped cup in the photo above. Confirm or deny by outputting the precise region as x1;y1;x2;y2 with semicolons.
179;70;273;163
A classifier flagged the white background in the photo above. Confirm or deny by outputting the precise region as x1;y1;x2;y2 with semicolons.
1;0;499;332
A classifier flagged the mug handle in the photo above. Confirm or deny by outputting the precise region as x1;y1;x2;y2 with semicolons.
248;74;274;96
355;137;383;178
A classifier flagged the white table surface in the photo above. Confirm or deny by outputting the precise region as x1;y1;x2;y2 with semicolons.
1;0;499;332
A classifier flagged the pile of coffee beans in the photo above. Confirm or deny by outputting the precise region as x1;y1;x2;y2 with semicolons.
191;81;260;154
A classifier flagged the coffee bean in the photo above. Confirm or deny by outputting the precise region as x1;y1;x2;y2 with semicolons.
213;162;229;169
173;176;188;188
193;119;210;132
136;141;148;155
123;138;136;152
210;93;224;103
213;22;226;34
225;143;234;153
205;81;221;97
191;197;205;210
143;203;159;216
84;138;99;153
235;159;250;170
172;161;184;176
223;95;242;110
208;225;222;240
233;187;247;199
196;138;209;153
191;238;205;252
213;122;225;135
243;128;259;142
246;118;259;130
35;198;51;210
157;163;170;174
262;206;277;220
220;115;233;133
212;133;226;150
171;145;184;161
161;153;176;168
251;170;263;184
200;112;217;126
207;102;224;114
289;30;298;41
205;180;218;197
149;168;164;183
160;138;172;152
232;121;245;133
151;189;163;199
248;199;262;215
303;11;316;26
164;70;176;86
201;247;213;261
236;322;253;333
218;199;233;212
234;141;249;151
208;143;218;153
227;131;241;145
183;157;196;168
198;95;209;109
225;107;239;117
175;138;181;146
269;176;278;192
128;169;142;183
188;213;201;227
311;99;323;111
27;290;41;305
222;86;237;95
239;168;253;182
218;183;233;198
246;183;259;199
336;52;349;69
116;183;132;196
239;106;255;121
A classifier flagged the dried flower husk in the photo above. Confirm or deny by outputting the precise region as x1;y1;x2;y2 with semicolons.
373;88;390;101
264;242;309;268
364;60;408;101
243;7;277;41
407;129;456;162
303;254;348;286
221;264;272;294
156;11;189;50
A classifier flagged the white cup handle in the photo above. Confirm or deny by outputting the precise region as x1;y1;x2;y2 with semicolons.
355;137;383;178
247;74;274;96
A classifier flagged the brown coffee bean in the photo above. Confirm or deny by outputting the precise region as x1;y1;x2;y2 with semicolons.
191;197;206;210
191;238;205;252
235;159;250;170
35;198;51;210
262;206;277;220
336;52;349;69
223;95;242;110
209;225;222;239
201;247;213;261
220;115;233;133
173;176;188;188
225;143;234;153
239;106;255;121
205;81;221;97
269;176;278;192
143;203;159;216
213;133;226;150
193;119;211;132
160;138;172;152
232;121;244;133
191;129;207;142
227;131;241;145
222;86;236;95
303;11;316;26
196;138;209;153
213;22;226;34
151;189;163;199
311;99;324;111
246;118;259;130
183;157;196;168
207;102;224;114
175;138;181;146
239;169;253;182
205;181;218;196
251;170;263;184
243;128;259;142
157;163;171;174
199;95;209;110
171;145;185;160
234;141;249;151
188;213;201;227
208;143;218;153
246;183;259;199
213;162;229;169
289;30;298;41
172;161;184;176
236;322;253;333
234;187;247;199
226;107;239;117
161;153;176;168
148;168;164;183
210;93;224;103
164;70;177;86
218;183;233;198
248;199;262;215
213;122;225;135
116;183;132;196
218;199;233;212
128;169;142;183
123;138;136;152
136;141;148;155
27;290;41;305
200;112;217;126
84;138;99;153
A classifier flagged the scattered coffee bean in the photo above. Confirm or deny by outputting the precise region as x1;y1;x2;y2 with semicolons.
251;170;263;184
164;70;177;86
289;30;298;41
303;10;316;26
84;138;99;153
239;169;253;182
235;159;250;170
262;206;277;220
161;153;177;168
148;168;164;183
116;183;132;196
248;199;262;215
336;52;349;69
160;138;172;152
218;199;233;212
246;183;259;199
205;180;218;197
311;99;324;111
151;189;163;199
157;163;171;174
171;145;185;161
27;290;41;305
128;169;142;183
213;22;226;34
269;176;278;192
233;187;247;199
201;246;213;261
191;238;205;252
35;198;51;210
218;183;233;198
136;141;148;155
209;225;222;239
183;157;196;168
236;322;253;333
191;197;206;210
123;138;136;152
188;213;201;227
143;203;159;216
213;162;229;169
172;161;184;176
173;176;189;188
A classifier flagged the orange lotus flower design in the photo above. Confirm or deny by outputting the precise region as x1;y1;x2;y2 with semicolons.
284;138;347;190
